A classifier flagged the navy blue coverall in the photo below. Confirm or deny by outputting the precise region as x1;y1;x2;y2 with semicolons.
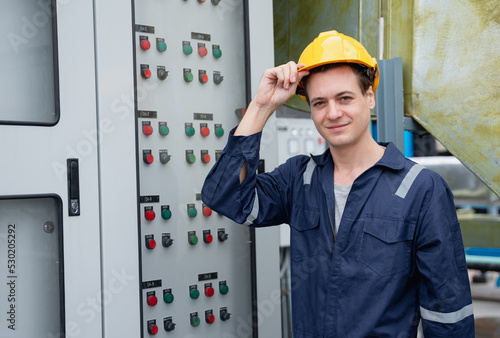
201;128;474;337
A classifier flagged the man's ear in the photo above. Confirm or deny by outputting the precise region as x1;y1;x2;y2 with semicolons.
366;86;375;110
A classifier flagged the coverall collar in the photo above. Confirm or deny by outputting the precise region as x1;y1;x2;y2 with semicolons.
311;142;406;171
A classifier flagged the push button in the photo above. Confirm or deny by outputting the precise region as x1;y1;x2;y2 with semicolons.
189;286;200;299
185;124;195;136
163;289;174;304
183;41;193;55
202;205;212;216
143;151;154;164
203;231;213;244
212;45;222;58
156;38;167;52
146;237;156;250
199;71;209;84
159;122;169;136
198;43;208;57
188;231;198;245
219;282;229;295
147;322;158;335
161;206;172;220
183;68;194;82
140;37;150;51
200;125;210;137
205;310;215;324
145;209;155;221
147;294;158;306
142;123;153;136
215;124;224;137
187;205;197;217
205;284;215;297
141;65;152;79
190;313;200;327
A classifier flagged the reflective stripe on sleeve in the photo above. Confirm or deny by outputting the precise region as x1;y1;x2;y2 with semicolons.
244;188;259;225
395;164;424;198
303;158;316;185
420;304;473;324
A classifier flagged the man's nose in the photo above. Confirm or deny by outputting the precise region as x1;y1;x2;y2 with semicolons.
326;101;343;119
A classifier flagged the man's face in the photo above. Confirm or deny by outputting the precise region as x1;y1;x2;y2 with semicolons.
307;65;375;151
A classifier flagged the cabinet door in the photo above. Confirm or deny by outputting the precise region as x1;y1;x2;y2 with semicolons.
0;1;102;337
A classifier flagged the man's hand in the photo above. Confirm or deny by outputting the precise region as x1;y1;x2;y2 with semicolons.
254;61;309;112
235;62;309;136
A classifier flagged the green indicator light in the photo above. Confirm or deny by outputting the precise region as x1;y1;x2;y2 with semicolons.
188;207;197;217
164;293;174;303
190;289;200;299
219;284;229;295
188;235;198;245
185;72;194;82
157;41;167;52
183;44;193;55
159;125;169;136
161;209;172;220
185;126;195;136
191;317;200;327
213;48;222;58
186;154;196;164
215;127;224;137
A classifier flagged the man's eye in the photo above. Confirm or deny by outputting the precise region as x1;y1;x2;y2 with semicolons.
340;96;352;102
313;101;325;107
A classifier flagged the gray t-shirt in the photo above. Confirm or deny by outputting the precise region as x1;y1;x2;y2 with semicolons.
334;183;352;233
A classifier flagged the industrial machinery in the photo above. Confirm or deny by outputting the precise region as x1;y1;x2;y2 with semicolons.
0;1;280;337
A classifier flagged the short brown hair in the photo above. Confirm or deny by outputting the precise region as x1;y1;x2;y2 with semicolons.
300;63;373;104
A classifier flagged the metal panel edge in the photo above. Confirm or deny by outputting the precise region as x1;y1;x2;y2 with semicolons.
93;0;141;337
247;1;282;337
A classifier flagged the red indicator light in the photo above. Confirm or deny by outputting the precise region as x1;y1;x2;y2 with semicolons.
200;73;209;83
146;238;157;249
204;233;213;243
203;206;212;216
145;210;155;221
200;127;210;137
143;125;153;136
205;286;215;297
206;314;215;324
148;323;158;335
142;68;152;79
143;153;154;164
140;39;151;51
147;295;158;306
202;154;211;164
198;46;208;57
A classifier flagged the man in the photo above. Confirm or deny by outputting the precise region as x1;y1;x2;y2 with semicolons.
202;31;474;337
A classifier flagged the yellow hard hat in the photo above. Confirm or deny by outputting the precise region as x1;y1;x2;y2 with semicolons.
297;30;379;99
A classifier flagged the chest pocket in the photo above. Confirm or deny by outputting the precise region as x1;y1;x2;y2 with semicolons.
359;217;416;276
289;206;321;262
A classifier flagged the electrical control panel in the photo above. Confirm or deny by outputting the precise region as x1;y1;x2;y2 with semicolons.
133;1;252;336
